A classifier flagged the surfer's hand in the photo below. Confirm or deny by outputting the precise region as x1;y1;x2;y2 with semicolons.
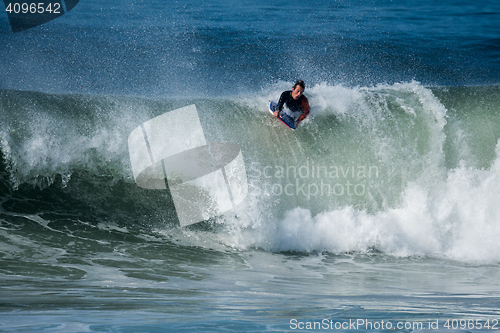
273;111;279;117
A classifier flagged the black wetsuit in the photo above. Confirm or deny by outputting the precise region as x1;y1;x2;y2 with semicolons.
277;90;305;113
276;90;310;123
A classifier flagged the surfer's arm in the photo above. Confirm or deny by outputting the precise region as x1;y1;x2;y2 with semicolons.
296;96;310;124
276;91;288;111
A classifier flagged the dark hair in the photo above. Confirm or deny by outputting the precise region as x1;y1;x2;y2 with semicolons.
293;80;305;90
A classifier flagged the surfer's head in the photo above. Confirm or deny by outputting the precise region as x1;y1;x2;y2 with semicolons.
292;80;305;99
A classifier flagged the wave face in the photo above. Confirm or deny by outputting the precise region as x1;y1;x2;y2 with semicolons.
1;82;500;264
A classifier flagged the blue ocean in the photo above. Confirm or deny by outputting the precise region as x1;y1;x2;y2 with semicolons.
1;0;500;332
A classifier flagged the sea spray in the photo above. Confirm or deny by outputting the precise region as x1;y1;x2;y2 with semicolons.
217;83;500;264
1;82;500;264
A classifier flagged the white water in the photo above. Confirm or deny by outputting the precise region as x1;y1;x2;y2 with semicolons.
207;83;500;264
2;82;500;265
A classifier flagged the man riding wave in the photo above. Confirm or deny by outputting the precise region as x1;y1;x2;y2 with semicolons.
273;80;310;126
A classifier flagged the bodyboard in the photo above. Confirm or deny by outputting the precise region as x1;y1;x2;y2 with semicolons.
269;101;296;130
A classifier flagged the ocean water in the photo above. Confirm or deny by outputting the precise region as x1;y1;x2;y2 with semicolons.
1;0;500;332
